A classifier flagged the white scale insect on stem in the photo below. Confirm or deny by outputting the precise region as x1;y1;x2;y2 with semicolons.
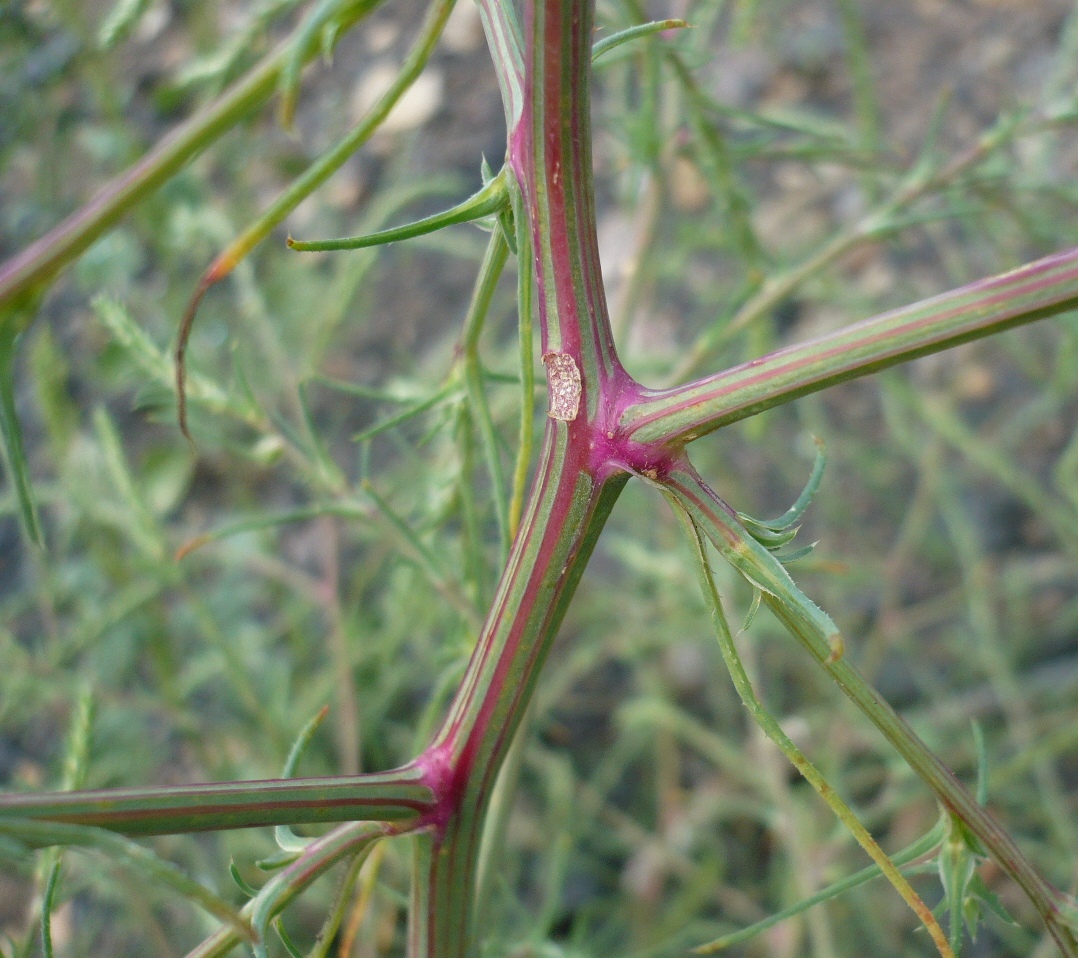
543;352;581;421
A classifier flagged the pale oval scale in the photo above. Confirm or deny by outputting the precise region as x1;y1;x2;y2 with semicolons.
543;352;581;422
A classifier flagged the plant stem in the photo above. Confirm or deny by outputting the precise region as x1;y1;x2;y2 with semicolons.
508;179;537;541
408;2;634;953
185;820;393;958
664;460;1078;956
622;244;1078;446
0;2;383;316
0;766;433;835
7;2;1078;956
175;0;458;438
671;500;953;958
462;232;513;560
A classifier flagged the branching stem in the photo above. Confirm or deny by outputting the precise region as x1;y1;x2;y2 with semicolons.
5;3;1078;958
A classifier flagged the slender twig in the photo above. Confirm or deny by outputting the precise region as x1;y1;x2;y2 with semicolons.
664;460;1078;956
175;0;459;440
669;498;953;957
0;3;385;314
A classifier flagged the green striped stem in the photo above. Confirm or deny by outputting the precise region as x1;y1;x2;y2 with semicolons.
0;2;385;318
407;3;634;954
507;0;628;413
621;245;1078;446
669;500;952;957
0;765;433;836
184;820;393;958
408;425;628;958
662;458;1078;958
475;0;525;129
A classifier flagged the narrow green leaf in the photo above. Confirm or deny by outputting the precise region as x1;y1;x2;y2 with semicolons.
275;707;329;854
938;823;977;952
737;433;827;538
297;381;345;489
773;542;818;565
287;169;510;252
175;502;369;561
36;685;94;958
693;823;945;952
92;406;164;560
351;382;459;444
250;825;386;958
735;514;801;548
474;0;525;127
363;467;481;628
29;326;79;457
305;849;367;958
61;687;94;793
0;328;43;547
257;850;302;872
175;0;458;440
40;858;60;958
669;494;953;957
282;706;329;779
454;403;485;601
272;916;305;958
98;0;152;48
0;820;254;942
972;721;989;807
92;295;234;419
753;435;827;532
663;460;1078;953
968;873;1019;927
741;588;762;633
230;860;260;898
462;231;513;558
313;374;441;402
278;0;375;128
834;0;881;168
592;18;689;64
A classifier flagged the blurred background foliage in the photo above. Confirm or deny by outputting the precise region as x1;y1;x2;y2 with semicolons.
2;0;1078;955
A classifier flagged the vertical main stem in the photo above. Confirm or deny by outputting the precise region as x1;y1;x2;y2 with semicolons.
510;0;626;410
410;2;628;956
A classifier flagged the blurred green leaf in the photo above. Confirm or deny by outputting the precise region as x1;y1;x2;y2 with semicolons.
0;326;42;547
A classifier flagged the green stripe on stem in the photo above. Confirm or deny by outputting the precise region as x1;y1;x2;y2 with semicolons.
0;766;434;836
413;424;626;957
509;0;624;409
405;4;636;953
622;245;1078;446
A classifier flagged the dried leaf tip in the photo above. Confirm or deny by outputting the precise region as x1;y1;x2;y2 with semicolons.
543;352;581;422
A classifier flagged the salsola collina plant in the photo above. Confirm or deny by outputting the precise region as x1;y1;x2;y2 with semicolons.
2;0;1078;955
